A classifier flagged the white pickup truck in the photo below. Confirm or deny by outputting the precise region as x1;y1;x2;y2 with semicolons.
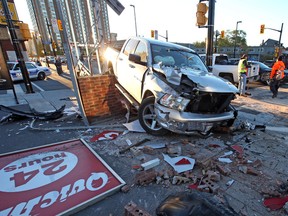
199;54;259;84
105;37;239;135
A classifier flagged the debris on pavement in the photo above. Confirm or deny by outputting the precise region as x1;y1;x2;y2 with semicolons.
141;158;160;170
119;138;150;154
123;119;146;132
124;201;151;216
163;154;195;173
90;130;122;142
0;104;65;120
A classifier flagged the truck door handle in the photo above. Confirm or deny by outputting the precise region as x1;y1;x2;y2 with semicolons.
119;57;123;61
129;64;135;68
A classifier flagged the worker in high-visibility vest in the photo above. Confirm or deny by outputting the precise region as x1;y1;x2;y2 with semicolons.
237;54;251;97
270;55;285;98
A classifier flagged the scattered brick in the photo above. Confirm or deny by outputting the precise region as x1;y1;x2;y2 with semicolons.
124;201;151;216
134;170;157;186
121;185;130;193
206;170;221;182
142;146;156;155
216;164;231;176
172;176;190;185
166;145;182;156
200;177;220;193
252;159;262;168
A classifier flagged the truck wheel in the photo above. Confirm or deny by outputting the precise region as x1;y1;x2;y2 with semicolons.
138;97;168;135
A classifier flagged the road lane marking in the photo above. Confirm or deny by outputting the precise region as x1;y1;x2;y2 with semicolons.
32;82;45;92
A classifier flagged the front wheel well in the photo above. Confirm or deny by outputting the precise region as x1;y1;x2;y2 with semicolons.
219;73;234;83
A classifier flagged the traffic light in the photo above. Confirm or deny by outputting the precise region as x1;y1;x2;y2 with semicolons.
196;2;208;26
19;23;32;40
220;30;225;39
260;24;265;34
151;30;154;38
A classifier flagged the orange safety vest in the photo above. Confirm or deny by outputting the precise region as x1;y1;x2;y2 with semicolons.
270;60;285;79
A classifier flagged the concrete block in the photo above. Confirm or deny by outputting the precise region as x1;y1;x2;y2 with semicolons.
141;158;160;170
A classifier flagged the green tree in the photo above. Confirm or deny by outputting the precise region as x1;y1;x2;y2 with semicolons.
193;41;206;48
218;30;247;47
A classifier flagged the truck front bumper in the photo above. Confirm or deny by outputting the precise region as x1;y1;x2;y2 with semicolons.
154;103;237;135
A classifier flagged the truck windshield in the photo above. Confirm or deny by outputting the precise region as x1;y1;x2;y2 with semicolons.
151;44;208;72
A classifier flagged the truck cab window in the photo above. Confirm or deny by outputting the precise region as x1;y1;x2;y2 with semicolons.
123;39;138;56
134;42;148;63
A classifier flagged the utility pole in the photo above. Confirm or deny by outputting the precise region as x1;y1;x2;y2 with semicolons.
1;0;34;93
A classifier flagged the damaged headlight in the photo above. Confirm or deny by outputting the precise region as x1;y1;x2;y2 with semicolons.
159;94;190;112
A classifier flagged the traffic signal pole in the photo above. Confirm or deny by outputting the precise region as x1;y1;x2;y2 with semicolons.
1;0;34;93
263;23;284;58
206;0;215;67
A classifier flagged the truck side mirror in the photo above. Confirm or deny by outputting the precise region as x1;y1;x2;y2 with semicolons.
207;66;213;72
129;54;147;66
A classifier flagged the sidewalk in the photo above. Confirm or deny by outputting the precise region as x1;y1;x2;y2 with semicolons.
0;83;77;117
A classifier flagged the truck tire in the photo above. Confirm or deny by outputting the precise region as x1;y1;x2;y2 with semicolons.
138;97;168;135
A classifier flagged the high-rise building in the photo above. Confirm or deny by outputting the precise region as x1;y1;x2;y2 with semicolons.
26;0;111;54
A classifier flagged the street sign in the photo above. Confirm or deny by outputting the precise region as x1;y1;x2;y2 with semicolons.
105;0;125;15
0;2;19;26
0;139;125;215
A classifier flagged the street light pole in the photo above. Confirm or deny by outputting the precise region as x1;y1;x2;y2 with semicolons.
130;5;138;36
233;21;242;58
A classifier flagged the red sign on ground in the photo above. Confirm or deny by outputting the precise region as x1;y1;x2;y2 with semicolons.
0;139;125;215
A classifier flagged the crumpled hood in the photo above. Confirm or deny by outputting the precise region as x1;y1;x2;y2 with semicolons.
153;65;238;93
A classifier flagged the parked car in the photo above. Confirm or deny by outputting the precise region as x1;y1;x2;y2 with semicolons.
46;56;56;64
7;61;52;81
248;61;271;85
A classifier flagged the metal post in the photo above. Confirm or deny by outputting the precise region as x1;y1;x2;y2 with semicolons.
1;0;34;93
54;0;89;126
278;23;283;55
214;30;220;53
206;0;215;67
233;21;242;58
46;18;57;57
130;5;138;37
166;30;168;42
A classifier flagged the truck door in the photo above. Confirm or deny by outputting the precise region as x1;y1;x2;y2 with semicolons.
116;39;138;89
129;41;148;102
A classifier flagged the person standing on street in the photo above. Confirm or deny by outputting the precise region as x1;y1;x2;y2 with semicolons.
55;56;63;75
270;55;285;98
238;54;251;97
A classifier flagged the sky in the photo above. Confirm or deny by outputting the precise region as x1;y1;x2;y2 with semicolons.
14;0;288;47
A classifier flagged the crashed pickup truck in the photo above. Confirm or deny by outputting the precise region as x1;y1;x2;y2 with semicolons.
105;37;239;135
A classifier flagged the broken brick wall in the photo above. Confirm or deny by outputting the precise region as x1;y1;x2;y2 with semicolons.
77;75;126;123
